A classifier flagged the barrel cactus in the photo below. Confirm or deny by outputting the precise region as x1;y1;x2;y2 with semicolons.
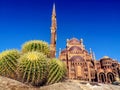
21;40;50;57
0;49;20;79
47;58;66;84
17;51;48;86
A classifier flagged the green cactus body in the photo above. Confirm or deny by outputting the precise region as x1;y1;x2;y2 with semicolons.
18;51;48;86
47;58;66;84
22;40;50;57
0;49;20;78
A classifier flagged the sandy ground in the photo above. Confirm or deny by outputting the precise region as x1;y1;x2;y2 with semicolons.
0;76;120;90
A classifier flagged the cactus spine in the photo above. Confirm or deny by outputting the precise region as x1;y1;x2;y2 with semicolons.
17;51;48;86
22;40;50;57
0;49;20;78
47;58;66;84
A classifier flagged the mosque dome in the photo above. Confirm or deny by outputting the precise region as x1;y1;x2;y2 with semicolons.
70;56;84;62
68;38;80;44
69;46;82;51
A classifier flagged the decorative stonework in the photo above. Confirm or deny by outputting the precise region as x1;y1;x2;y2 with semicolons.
59;37;120;83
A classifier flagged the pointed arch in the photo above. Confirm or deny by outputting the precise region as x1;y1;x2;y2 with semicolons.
107;72;115;83
99;72;106;83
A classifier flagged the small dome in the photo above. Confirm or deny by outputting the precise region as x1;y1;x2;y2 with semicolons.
69;46;82;51
61;49;66;54
100;56;112;62
103;56;109;59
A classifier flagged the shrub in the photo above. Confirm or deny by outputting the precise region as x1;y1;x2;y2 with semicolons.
0;49;20;79
21;40;50;57
17;51;48;86
47;58;66;84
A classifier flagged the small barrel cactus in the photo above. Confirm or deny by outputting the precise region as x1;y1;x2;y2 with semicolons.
17;51;48;86
21;40;50;57
47;58;66;84
0;49;20;79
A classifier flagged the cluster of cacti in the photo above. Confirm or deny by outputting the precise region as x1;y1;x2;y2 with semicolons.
17;51;48;86
21;40;50;57
0;40;66;86
47;58;66;84
0;49;20;79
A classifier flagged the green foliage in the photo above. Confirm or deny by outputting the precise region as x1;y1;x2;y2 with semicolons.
0;40;67;86
21;40;50;57
47;58;66;84
0;49;20;78
17;51;48;86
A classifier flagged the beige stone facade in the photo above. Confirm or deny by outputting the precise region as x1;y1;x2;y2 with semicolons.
59;38;120;83
50;4;120;83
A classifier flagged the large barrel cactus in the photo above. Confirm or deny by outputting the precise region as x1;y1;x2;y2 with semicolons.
47;58;66;84
0;49;20;79
21;40;50;57
17;51;48;86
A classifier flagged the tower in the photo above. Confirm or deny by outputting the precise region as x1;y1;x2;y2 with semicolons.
50;3;57;58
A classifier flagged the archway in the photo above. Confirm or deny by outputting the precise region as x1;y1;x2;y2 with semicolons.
117;68;120;78
99;73;106;83
107;72;115;83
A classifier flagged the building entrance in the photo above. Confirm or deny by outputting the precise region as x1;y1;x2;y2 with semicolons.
99;73;106;83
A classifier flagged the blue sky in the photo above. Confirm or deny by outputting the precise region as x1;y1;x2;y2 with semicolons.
0;0;120;61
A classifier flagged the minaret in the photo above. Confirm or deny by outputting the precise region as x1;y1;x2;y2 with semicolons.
50;3;57;58
89;48;92;54
93;52;97;70
89;48;93;59
59;48;61;56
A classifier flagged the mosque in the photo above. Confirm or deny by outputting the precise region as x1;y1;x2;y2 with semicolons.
49;4;120;83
